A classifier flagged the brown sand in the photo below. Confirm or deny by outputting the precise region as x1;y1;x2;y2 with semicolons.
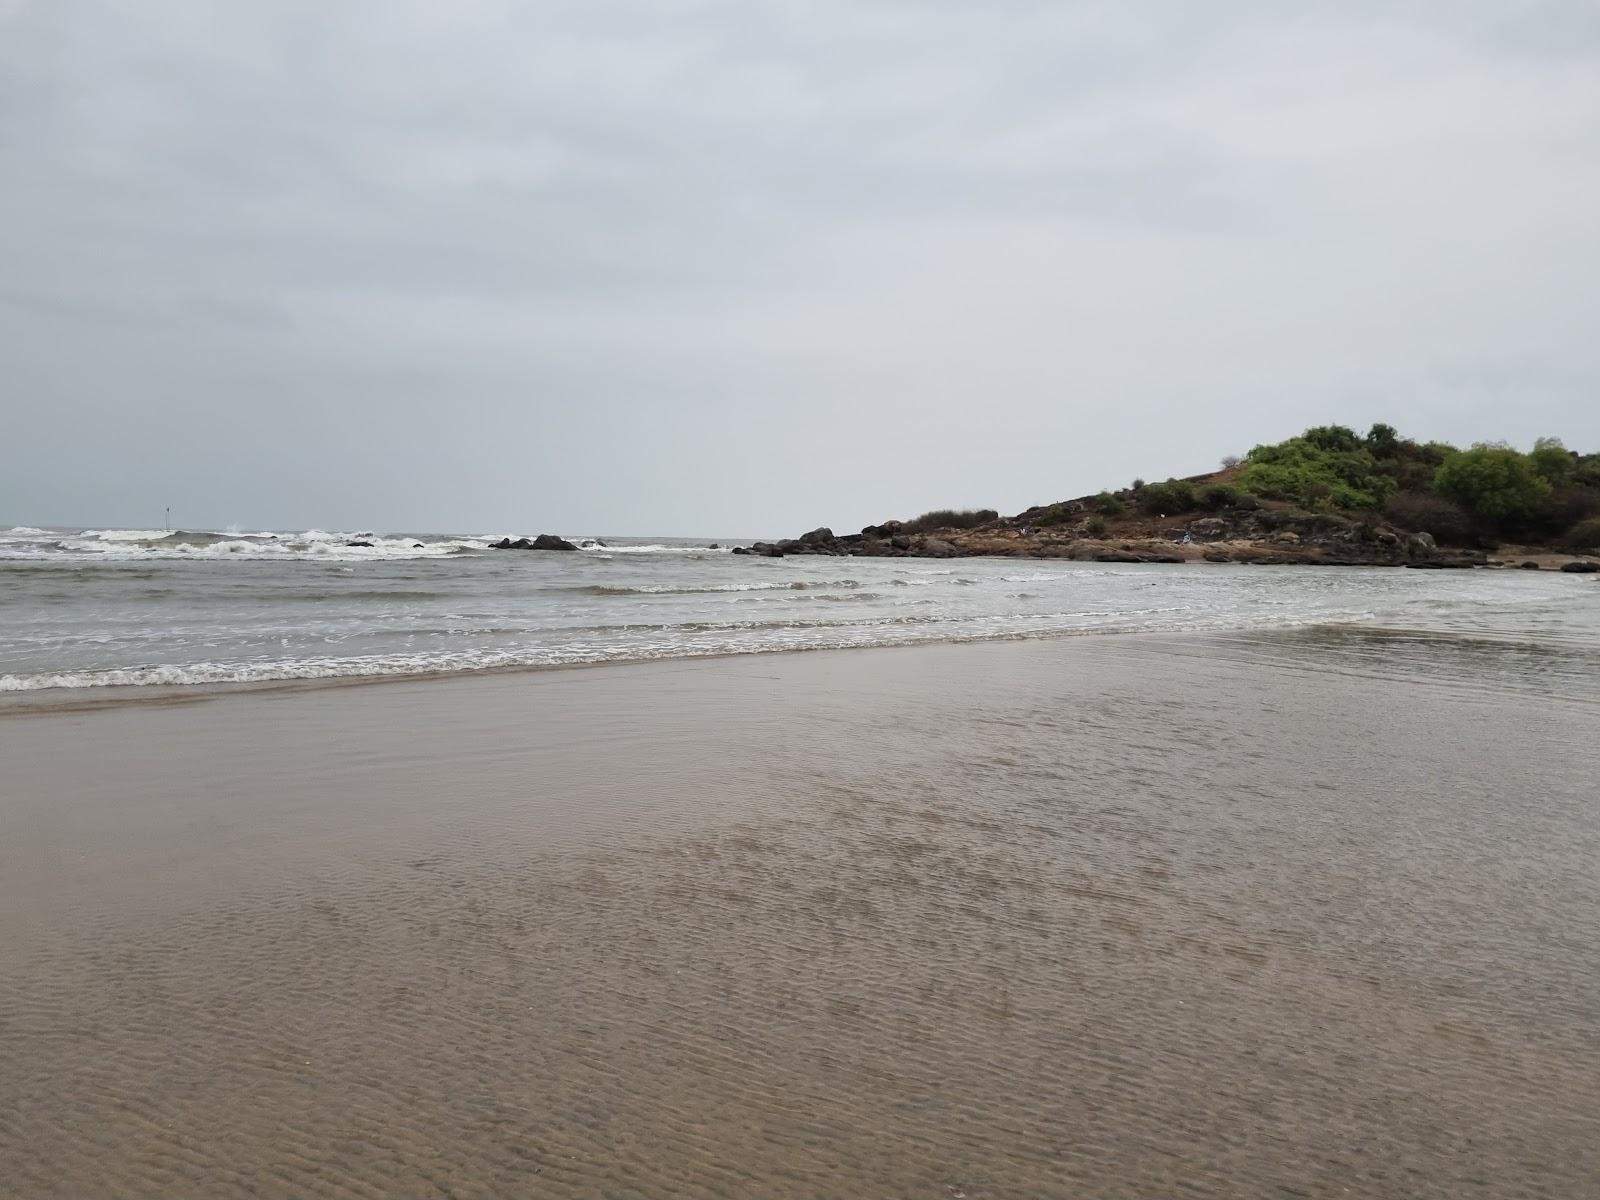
3;630;1598;1198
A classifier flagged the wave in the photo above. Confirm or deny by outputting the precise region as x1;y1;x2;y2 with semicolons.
562;579;862;596
0;528;491;562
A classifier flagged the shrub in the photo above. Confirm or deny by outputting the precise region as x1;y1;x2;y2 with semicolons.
1197;484;1239;511
1563;516;1600;551
1303;424;1363;454
1232;492;1263;511
902;508;998;533
1084;515;1108;537
1130;478;1146;492
1575;456;1600;487
1139;478;1196;514
1221;454;1242;469
1237;432;1394;510
1432;445;1551;522
1549;487;1600;530
1384;492;1476;545
1092;491;1125;515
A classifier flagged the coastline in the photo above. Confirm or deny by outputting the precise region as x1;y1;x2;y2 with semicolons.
5;629;1599;1197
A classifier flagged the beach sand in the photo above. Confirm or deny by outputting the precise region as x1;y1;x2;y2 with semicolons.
3;631;1598;1198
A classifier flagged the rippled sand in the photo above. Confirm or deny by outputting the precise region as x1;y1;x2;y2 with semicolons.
4;631;1598;1198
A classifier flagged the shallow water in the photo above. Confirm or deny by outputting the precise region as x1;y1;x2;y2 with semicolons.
3;629;1597;1198
3;524;1598;695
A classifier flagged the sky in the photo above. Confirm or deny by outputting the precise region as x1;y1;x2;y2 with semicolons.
3;1;1598;536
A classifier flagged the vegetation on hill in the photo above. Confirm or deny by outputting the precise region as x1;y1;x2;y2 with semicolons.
1218;423;1597;546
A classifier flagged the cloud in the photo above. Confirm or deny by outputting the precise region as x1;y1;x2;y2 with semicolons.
2;0;1598;531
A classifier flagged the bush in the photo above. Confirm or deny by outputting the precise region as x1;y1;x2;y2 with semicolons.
902;508;998;534
1221;454;1242;469
1232;492;1263;511
1092;491;1125;515
1197;484;1239;511
1084;515;1108;537
1139;478;1196;514
1384;492;1476;545
1432;445;1551;522
1549;488;1600;530
1303;424;1363;454
1238;434;1394;510
1563;516;1600;551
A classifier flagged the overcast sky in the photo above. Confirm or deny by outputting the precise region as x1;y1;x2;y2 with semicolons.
3;1;1598;535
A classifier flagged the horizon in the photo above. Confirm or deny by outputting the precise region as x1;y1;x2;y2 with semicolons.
7;420;1595;537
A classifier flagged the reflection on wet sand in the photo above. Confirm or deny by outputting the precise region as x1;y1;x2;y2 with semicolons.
4;631;1598;1198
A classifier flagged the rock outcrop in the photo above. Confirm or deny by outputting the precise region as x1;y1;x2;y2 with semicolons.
489;534;579;551
729;506;1491;568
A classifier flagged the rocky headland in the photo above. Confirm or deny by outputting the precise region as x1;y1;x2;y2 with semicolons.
734;423;1600;572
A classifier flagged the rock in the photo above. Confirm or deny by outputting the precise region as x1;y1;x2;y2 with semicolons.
1093;550;1143;563
708;544;720;550
346;540;375;548
730;546;752;555
1188;518;1230;541
1560;560;1599;573
1410;531;1437;551
798;527;835;546
1375;530;1400;546
531;534;578;551
889;535;912;551
1271;531;1301;545
748;542;784;557
1203;550;1231;563
919;537;959;557
1520;560;1541;570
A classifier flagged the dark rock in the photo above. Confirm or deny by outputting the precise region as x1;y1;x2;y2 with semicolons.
346;540;375;548
1187;517;1230;541
1520;560;1541;570
748;542;784;557
889;535;912;551
730;546;752;555
919;537;959;558
1203;550;1231;563
798;527;835;546
708;544;719;550
532;534;578;551
1560;560;1599;573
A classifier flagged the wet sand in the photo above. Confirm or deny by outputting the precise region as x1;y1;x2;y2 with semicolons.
3;631;1598;1198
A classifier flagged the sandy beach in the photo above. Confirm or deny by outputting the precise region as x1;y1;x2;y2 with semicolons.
3;630;1598;1198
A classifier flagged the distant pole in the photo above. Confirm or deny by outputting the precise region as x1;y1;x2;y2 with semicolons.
166;506;171;529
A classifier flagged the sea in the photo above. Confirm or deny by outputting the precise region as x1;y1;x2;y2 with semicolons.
3;524;1598;697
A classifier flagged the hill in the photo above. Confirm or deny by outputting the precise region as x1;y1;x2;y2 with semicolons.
739;424;1600;570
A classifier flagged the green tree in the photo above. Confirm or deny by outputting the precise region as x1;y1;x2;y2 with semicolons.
1364;423;1400;457
1529;436;1574;486
1432;444;1551;521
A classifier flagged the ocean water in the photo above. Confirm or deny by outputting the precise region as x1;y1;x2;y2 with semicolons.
3;524;1598;695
